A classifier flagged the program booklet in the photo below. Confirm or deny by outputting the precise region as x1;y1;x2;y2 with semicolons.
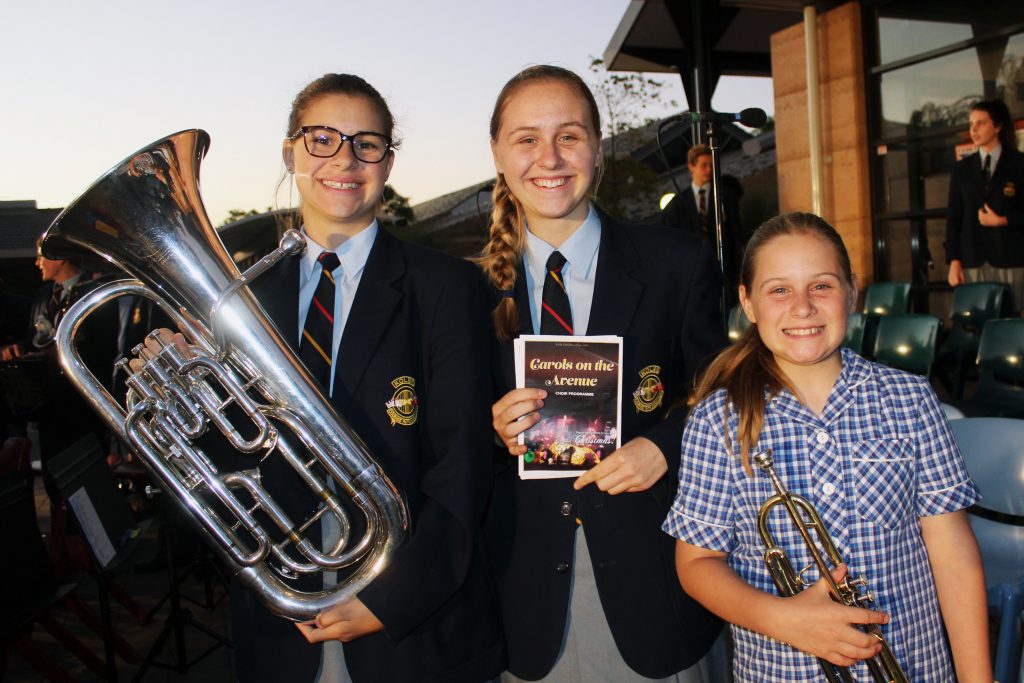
514;335;623;480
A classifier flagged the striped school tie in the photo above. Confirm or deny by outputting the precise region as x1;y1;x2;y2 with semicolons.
540;251;573;335
299;251;340;390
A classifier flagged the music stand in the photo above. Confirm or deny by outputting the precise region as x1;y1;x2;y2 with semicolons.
48;433;145;682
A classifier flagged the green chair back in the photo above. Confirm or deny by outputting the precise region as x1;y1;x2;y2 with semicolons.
727;305;751;342
966;319;1024;417
872;314;941;376
944;282;1007;353
936;283;1007;399
843;313;868;355
863;282;911;317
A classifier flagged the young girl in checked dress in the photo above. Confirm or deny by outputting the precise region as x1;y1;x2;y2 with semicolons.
664;212;991;681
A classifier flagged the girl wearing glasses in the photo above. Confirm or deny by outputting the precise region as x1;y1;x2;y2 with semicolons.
228;73;503;682
480;65;724;682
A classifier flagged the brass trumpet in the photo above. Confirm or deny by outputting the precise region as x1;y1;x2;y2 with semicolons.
753;449;908;683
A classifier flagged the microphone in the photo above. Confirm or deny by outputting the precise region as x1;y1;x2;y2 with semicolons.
668;107;768;129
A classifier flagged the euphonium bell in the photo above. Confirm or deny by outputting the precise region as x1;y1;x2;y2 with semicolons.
41;130;408;621
753;449;908;683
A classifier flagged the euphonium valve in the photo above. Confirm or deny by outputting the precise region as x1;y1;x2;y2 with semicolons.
753;449;908;683
41;130;408;621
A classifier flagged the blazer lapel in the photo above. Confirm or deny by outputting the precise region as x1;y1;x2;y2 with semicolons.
251;253;301;347
685;188;702;228
987;150;1014;194
586;213;643;337
333;229;403;409
515;261;532;336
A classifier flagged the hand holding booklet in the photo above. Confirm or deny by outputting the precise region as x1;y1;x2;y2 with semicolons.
514;335;623;479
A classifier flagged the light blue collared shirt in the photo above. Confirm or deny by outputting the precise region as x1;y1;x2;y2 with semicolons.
298;221;378;395
524;205;601;336
301;223;378;683
980;143;1002;176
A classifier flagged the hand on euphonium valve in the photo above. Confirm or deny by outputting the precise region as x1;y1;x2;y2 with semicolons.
127;328;190;372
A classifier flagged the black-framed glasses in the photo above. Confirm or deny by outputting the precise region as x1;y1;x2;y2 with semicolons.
288;126;393;163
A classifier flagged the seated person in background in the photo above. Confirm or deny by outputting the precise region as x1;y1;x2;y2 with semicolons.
1;238;117;508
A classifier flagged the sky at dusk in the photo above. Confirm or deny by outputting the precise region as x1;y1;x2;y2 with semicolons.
0;0;775;225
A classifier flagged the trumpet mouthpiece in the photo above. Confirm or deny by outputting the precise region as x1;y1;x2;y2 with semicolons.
752;449;774;470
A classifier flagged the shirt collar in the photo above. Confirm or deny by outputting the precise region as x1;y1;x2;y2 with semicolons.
300;220;378;281
835;346;873;393
58;272;83;293
819;347;873;424
691;181;711;196
766;347;873;423
981;143;1002;170
524;204;601;283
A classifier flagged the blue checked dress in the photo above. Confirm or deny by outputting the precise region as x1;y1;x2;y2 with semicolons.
663;348;979;682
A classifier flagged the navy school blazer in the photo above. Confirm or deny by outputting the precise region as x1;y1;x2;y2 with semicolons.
229;228;504;683
946;147;1024;269
485;212;725;680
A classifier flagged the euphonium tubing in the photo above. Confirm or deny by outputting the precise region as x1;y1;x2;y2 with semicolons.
42;130;408;621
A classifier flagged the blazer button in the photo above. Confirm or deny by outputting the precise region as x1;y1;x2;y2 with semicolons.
556;562;570;575
560;501;573;516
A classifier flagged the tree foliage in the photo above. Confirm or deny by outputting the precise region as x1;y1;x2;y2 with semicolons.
588;57;677;161
381;184;414;225
222;207;270;225
588;57;676;219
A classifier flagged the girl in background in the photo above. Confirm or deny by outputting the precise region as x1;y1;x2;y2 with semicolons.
665;212;990;681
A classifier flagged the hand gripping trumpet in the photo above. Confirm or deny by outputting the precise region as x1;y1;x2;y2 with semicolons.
41;130;408;621
753;449;908;683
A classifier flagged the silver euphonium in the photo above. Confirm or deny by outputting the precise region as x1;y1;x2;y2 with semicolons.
41;130;408;621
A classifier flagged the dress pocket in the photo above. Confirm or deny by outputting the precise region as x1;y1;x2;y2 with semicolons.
851;439;915;530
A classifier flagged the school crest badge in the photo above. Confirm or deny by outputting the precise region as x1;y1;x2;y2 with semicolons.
385;375;419;426
1005;181;1016;198
632;364;665;413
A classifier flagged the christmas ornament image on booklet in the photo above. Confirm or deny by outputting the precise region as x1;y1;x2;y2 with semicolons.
514;335;623;480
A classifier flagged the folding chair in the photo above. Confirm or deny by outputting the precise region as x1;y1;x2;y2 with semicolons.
871;314;941;376
960;319;1024;418
950;417;1024;683
936;283;1006;399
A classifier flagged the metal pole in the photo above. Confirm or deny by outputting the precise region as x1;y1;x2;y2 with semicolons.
691;0;708;145
804;5;824;215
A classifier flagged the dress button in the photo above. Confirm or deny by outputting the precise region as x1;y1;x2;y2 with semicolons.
815;430;830;444
822;482;837;496
560;501;573;517
556;562;570;575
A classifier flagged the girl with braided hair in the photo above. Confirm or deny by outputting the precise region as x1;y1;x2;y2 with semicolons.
480;65;726;682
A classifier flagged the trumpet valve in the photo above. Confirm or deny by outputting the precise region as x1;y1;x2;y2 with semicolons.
852;587;875;606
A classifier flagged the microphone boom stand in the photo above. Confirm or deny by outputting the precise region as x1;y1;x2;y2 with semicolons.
705;120;728;322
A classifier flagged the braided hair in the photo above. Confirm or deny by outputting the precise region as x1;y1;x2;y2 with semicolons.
476;65;601;339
